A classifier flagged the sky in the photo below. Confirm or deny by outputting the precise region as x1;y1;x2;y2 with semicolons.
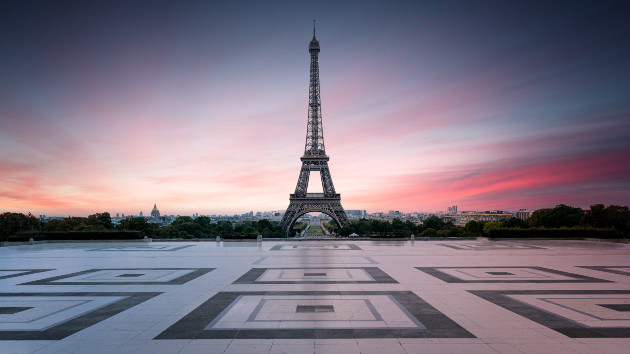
1;0;629;216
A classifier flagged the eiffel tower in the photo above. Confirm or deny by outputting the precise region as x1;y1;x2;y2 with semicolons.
280;23;350;236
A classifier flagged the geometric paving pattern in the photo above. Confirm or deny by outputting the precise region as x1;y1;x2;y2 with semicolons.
233;267;398;284
269;244;362;250
19;268;214;285
252;257;378;265
87;245;195;251
437;243;546;250
2;240;629;351
416;266;611;283
579;266;630;277
469;290;630;338
0;269;52;280
155;291;474;339
0;292;160;340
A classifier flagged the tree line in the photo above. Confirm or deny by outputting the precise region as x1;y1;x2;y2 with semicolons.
0;212;284;241
1;204;628;241
328;204;630;238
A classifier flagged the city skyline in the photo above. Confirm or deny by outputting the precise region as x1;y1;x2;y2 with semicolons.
1;1;629;216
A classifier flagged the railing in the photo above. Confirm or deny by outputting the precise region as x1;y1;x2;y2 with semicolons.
290;193;340;199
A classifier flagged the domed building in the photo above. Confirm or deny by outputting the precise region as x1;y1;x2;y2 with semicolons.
150;204;160;220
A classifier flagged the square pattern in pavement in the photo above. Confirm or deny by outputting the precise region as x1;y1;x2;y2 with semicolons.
0;239;629;353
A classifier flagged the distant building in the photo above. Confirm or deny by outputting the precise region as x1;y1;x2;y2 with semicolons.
139;211;143;217
447;205;458;215
151;204;160;220
516;209;531;221
388;210;401;217
454;210;513;226
346;210;367;218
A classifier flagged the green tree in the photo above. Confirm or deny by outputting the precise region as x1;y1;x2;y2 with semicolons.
405;220;420;234
217;220;233;235
464;220;482;236
158;225;179;239
171;216;194;227
243;225;258;236
420;228;437;237
370;219;391;235
42;219;62;232
177;222;203;238
529;204;583;228
582;204;630;235
442;221;455;230
353;219;371;235
86;212;112;230
194;216;212;232
338;225;356;237
0;212;42;240
423;216;445;231
449;227;463;237
118;217;156;236
255;219;273;233
390;218;411;237
178;230;194;239
501;217;528;228
322;221;338;234
56;217;87;231
483;221;501;235
391;218;405;230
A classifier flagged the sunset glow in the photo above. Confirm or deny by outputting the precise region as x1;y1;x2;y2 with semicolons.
1;1;629;216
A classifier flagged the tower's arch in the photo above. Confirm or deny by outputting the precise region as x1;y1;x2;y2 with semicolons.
286;209;343;236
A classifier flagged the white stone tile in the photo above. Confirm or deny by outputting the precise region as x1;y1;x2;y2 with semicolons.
314;343;360;354
270;343;315;354
224;343;273;354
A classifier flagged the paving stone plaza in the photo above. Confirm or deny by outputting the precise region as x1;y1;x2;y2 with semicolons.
1;239;629;353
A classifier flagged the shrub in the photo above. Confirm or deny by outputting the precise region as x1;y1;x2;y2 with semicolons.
221;234;257;240
420;228;437;237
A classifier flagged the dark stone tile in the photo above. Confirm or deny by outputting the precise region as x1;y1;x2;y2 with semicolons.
280;329;315;339
416;266;611;283
599;304;630;311
314;329;354;339
579;266;630;277
20;268;214;285
296;305;334;313
0;292;161;340
468;290;630;338
0;307;32;314
233;266;398;284
156;290;474;339
0;269;53;280
235;329;277;339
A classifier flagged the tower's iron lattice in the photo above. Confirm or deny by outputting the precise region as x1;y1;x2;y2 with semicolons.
280;24;350;236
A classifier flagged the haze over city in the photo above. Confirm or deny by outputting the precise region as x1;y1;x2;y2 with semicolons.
1;0;629;217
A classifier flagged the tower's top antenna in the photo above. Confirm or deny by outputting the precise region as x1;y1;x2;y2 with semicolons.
309;20;320;51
